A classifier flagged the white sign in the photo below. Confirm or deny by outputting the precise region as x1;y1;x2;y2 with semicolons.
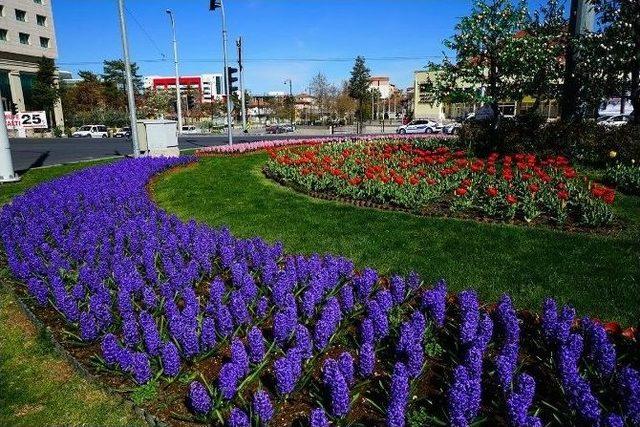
4;111;48;130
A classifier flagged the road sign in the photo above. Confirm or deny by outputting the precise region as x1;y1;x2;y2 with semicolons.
4;111;48;130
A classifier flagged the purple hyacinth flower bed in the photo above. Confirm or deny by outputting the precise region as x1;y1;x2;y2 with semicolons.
1;156;639;426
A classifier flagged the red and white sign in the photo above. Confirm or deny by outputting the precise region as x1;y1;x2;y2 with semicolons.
4;111;48;129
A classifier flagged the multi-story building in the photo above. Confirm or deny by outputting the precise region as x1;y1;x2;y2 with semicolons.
0;0;64;126
144;73;224;103
368;76;397;99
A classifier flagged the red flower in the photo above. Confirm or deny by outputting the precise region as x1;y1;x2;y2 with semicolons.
460;178;472;188
349;176;362;186
455;187;468;197
427;178;437;185
505;194;517;205
557;190;569;201
393;176;405;185
486;187;498;197
604;322;622;335
409;176;420;186
527;183;540;193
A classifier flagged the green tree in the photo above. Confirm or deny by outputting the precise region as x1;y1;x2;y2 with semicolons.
348;56;371;126
101;59;143;94
423;0;531;121
577;0;640;123
31;56;60;127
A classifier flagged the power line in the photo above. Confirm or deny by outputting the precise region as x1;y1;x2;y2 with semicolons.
124;6;166;60
58;55;442;67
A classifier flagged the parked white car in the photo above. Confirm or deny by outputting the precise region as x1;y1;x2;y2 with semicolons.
72;125;109;138
181;125;201;134
396;119;441;134
600;114;630;127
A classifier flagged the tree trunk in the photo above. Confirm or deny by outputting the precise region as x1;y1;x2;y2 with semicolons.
631;67;639;125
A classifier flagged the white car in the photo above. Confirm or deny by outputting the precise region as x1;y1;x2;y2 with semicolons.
600;115;630;127
72;125;109;138
181;125;201;134
396;119;440;135
114;127;131;138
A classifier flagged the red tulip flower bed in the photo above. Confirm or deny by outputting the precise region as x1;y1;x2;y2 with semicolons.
265;139;616;228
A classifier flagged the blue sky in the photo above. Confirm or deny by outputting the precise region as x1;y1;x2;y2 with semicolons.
52;0;553;94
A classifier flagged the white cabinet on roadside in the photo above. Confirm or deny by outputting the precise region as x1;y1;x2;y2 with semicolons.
136;120;179;157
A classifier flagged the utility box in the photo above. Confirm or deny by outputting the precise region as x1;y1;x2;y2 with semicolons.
136;119;179;157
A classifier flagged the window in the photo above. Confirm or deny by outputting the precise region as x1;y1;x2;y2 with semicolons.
0;29;6;41
15;9;26;22
0;6;5;17
36;15;46;26
19;32;29;45
34;0;44;4
39;36;49;48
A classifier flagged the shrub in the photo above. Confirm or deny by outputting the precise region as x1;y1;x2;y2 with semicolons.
604;163;640;195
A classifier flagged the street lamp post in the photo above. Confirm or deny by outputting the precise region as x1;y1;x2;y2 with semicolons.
284;78;293;125
210;0;233;146
166;9;183;134
117;0;140;158
0;94;19;182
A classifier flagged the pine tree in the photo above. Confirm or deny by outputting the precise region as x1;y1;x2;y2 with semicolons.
348;56;371;126
32;56;60;127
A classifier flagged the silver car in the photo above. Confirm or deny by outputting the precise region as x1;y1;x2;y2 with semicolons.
396;119;440;134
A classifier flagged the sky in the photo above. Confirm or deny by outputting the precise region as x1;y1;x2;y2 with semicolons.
52;0;552;94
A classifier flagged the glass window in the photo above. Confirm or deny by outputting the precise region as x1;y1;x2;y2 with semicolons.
15;9;26;22
20;73;36;111
39;37;49;48
0;71;13;110
0;6;4;17
34;0;44;4
36;15;46;26
19;33;29;45
0;29;7;41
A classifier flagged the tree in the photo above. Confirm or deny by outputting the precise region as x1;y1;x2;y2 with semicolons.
423;0;531;121
138;89;171;119
309;72;337;123
348;56;371;126
31;56;60;127
102;59;143;94
333;81;357;123
577;0;640;123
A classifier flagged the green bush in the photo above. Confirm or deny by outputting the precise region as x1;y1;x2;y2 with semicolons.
459;117;640;166
604;163;640;195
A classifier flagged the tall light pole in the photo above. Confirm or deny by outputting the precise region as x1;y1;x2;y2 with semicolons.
210;0;233;145
284;78;293;125
236;37;247;133
117;0;140;157
0;94;19;182
166;9;183;133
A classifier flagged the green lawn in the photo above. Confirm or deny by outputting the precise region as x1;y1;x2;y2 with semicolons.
153;153;640;325
0;162;142;427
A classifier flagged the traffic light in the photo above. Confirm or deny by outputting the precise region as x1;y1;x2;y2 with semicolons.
186;92;195;110
10;102;18;115
226;67;238;95
209;0;220;10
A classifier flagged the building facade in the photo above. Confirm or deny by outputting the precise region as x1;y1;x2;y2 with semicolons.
368;76;397;99
144;74;224;103
0;0;64;127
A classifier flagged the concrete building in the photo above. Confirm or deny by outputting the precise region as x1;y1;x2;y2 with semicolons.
369;76;397;99
144;73;224;102
0;0;64;127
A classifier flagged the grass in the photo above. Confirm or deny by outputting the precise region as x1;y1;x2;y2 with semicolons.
153;153;640;325
0;161;142;427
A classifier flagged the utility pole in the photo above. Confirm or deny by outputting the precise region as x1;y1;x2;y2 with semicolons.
0;93;19;182
561;0;595;121
284;78;293;125
166;9;183;134
210;0;233;145
237;37;247;133
117;0;140;157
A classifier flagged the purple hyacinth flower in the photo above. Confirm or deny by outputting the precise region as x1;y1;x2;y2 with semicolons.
617;366;640;425
231;338;250;377
140;311;162;356
256;296;269;318
458;290;479;346
407;271;421;291
101;333;121;366
229;291;251;326
227;407;249;427
79;311;99;342
161;341;181;377
215;303;234;338
252;390;274;423
338;352;355;385
421;280;447;327
322;358;350;417
131;351;152;384
359;342;376;378
274;355;296;395
387;361;409;427
201;316;217;351
581;317;616;377
294;324;313;360
448;365;471;427
310;407;329;427
188;381;212;415
390;275;406;305
219;362;240;400
377;289;394;313
602;414;624;427
339;284;355;313
247;326;266;364
360;317;375;345
506;373;542;427
27;278;48;305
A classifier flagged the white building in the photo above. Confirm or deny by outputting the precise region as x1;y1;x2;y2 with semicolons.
144;73;224;103
0;0;64;126
369;76;397;99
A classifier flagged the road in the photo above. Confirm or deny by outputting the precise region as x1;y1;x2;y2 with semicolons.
7;134;320;172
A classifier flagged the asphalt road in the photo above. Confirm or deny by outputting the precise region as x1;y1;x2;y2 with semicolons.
7;134;319;172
